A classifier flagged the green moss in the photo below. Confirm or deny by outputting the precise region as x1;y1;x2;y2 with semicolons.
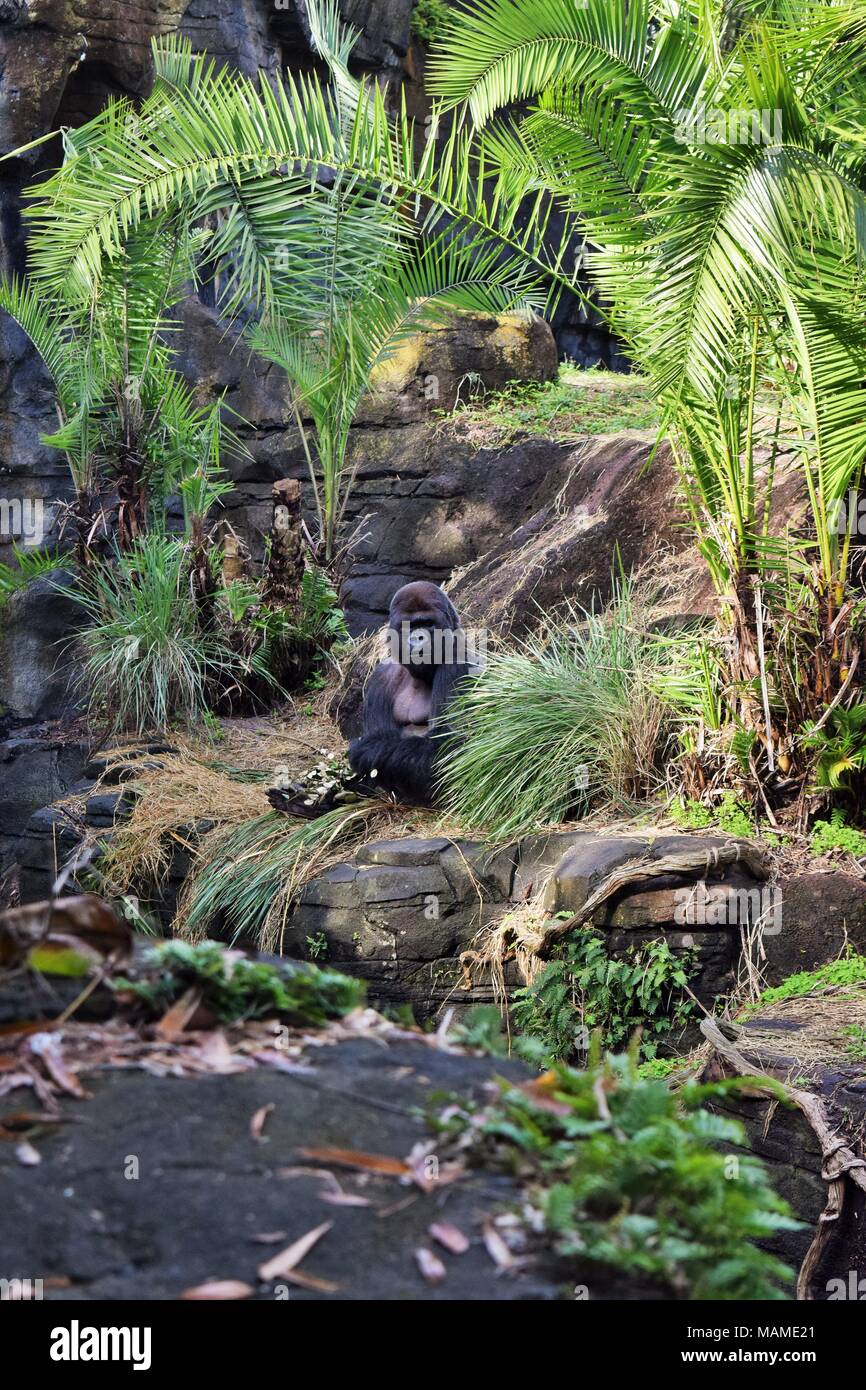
751;954;866;1008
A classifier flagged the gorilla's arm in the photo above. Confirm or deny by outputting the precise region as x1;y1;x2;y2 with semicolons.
430;660;472;729
348;663;435;801
347;661;472;802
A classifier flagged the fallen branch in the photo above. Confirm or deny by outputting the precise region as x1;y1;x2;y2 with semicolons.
535;842;769;960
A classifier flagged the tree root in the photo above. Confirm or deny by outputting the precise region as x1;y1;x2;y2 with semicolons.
700;1015;866;1301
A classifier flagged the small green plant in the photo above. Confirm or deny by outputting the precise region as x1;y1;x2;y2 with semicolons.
715;792;754;838
113;939;364;1025
180;802;383;953
802;704;866;790
513;928;697;1065
306;932;328;960
410;0;452;45
669;792;752;837
433;1049;799;1299
636;1056;683;1081
842;1024;866;1061
669;798;713;830
0;544;60;609
450;1004;512;1056
809;810;866;857
66;536;248;733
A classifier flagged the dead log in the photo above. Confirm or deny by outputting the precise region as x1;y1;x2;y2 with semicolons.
262;478;304;614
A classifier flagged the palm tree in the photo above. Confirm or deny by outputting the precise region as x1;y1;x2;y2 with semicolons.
425;0;866;801
0;211;235;564
13;0;866;802
12;2;566;561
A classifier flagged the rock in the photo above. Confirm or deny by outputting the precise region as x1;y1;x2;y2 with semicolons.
450;433;692;638
0;572;82;719
0;1037;571;1300
359;312;558;425
706;991;866;1296
0;732;89;884
84;790;132;828
763;873;866;984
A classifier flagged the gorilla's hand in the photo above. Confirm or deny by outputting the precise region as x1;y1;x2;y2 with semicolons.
347;733;382;778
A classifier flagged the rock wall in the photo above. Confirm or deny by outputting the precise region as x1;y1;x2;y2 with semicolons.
0;1;619;596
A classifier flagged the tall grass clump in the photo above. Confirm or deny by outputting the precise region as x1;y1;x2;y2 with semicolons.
67;535;247;733
178;800;414;954
438;579;672;838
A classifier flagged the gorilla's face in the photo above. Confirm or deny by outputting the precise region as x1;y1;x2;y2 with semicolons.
388;581;460;682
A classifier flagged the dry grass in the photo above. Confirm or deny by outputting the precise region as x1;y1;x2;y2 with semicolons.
98;708;347;893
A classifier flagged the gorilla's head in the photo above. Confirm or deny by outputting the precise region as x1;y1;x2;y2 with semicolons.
388;581;461;679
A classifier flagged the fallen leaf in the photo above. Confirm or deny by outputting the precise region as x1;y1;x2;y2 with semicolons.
250;1102;274;1143
482;1222;518;1272
258;1221;333;1282
318;1189;372;1208
429;1222;469;1254
280;1269;340;1294
0;895;131;969
251;1232;288;1245
180;1280;254;1301
415;1248;446;1284
155;987;204;1042
297;1146;410;1177
194;1031;241;1073
29;1034;86;1098
14;1140;41;1166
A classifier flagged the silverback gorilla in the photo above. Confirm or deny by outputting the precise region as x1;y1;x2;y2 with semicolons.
347;581;471;803
268;581;470;817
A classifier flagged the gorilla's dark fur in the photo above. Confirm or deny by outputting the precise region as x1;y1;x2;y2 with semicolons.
347;581;471;803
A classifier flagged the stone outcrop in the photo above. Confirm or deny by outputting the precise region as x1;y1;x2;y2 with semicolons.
0;1034;570;1300
173;297;564;631
449;432;693;637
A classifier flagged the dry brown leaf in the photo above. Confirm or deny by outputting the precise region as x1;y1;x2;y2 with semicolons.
297;1146;410;1177
415;1248;447;1284
258;1221;333;1282
280;1269;340;1294
155;987;204;1041
29;1034;87;1098
250;1102;274;1143
180;1280;255;1301
429;1221;469;1255
0;894;131;962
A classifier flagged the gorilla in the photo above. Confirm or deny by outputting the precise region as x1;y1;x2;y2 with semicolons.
346;581;472;803
268;581;471;817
